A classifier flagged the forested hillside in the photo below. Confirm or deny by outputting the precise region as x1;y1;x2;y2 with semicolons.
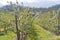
0;2;60;40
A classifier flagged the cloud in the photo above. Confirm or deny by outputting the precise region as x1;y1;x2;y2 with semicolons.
0;0;60;4
0;0;60;8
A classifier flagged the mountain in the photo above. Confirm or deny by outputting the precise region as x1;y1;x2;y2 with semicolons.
0;4;60;12
49;4;60;10
0;5;48;14
0;4;24;12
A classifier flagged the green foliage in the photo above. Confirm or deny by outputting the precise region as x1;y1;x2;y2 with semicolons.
34;10;59;35
0;2;60;40
0;32;16;40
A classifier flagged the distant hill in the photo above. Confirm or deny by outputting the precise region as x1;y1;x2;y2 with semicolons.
0;4;24;12
0;4;60;13
49;4;60;10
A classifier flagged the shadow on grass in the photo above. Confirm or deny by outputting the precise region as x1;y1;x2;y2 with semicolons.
0;31;7;36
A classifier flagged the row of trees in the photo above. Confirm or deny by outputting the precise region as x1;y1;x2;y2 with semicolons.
34;9;60;35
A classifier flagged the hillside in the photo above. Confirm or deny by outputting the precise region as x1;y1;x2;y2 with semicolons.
0;4;60;34
0;4;60;40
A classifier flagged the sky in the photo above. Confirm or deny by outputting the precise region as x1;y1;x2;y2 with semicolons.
0;0;60;8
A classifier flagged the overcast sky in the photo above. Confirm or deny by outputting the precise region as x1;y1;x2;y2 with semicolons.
0;0;60;8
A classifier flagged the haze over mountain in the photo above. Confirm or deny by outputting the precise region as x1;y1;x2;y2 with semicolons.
0;4;60;12
0;0;60;8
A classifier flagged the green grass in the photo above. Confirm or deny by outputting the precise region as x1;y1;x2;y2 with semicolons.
56;36;60;40
32;24;54;40
0;24;60;40
0;31;16;40
57;38;60;40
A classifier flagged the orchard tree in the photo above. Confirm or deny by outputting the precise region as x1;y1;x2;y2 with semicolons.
7;0;39;40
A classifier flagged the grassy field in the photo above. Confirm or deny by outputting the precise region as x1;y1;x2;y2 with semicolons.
33;24;53;40
0;24;60;40
0;31;16;40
